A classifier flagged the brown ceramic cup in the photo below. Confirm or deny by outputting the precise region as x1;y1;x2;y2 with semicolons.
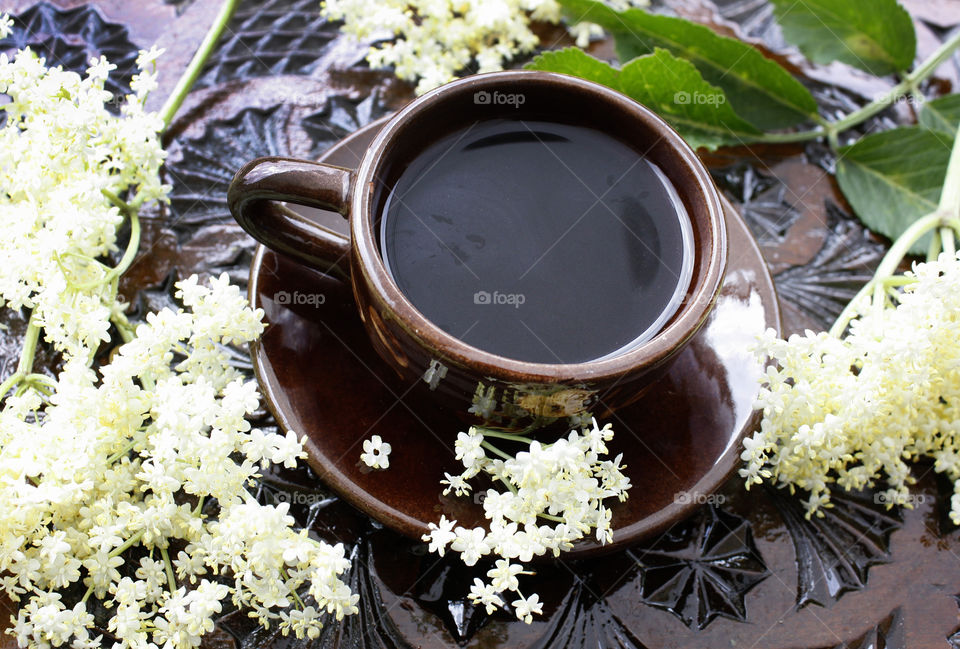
228;70;726;429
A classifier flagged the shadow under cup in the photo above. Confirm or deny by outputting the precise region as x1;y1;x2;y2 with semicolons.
350;74;725;426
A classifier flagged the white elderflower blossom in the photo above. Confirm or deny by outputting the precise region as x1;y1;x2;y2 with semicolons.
360;434;392;469
0;46;359;648
422;419;630;622
0;13;12;39
742;252;960;524
1;275;357;648
320;0;650;94
0;46;168;360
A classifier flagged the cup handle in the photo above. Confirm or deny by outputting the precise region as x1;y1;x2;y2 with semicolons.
228;156;354;281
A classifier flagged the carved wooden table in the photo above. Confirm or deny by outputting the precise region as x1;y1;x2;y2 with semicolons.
2;0;960;647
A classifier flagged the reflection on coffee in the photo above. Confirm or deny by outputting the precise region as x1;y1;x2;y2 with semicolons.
380;119;693;364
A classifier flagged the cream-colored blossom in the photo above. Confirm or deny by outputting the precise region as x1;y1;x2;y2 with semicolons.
743;252;960;523
320;0;650;94
424;419;629;622
2;275;356;648
0;48;358;648
1;13;14;39
0;47;167;359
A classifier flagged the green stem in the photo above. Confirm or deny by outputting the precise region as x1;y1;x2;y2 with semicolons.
159;0;239;128
537;513;564;523
0;314;41;398
112;310;136;343
160;547;177;594
928;228;943;261
829;211;943;336
497;476;518;495
109;529;145;558
106;438;138;465
481;440;512;461
829;128;960;336
941;227;956;258
882;276;918;287
748;29;960;147
477;429;533;444
72;195;140;290
282;568;306;610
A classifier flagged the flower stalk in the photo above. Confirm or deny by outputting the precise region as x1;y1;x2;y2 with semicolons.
159;0;239;128
829;128;960;336
748;29;960;147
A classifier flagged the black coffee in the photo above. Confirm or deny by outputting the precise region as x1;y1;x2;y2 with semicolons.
379;119;692;364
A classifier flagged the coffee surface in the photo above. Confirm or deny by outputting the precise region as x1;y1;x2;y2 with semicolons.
380;119;692;364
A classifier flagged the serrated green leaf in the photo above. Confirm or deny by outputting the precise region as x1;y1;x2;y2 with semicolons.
557;0;818;130
618;49;760;151
527;48;757;150
769;0;915;76
525;48;620;89
919;94;960;136
837;127;952;254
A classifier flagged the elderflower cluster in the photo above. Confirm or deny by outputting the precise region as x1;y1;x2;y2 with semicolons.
320;0;649;94
0;43;168;359
1;275;358;648
423;420;630;622
741;252;960;523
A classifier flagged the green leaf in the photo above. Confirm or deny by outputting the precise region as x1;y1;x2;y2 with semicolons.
618;49;760;151
836;127;952;254
919;94;960;136
528;48;760;150
525;48;620;89
768;0;916;77
556;0;818;130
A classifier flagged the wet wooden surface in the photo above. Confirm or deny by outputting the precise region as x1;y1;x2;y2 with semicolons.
2;1;960;647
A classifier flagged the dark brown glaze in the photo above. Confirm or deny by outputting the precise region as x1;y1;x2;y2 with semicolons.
228;157;354;280
248;118;781;556
230;71;728;427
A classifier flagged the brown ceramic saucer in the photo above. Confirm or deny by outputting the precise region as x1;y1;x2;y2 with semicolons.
248;118;782;559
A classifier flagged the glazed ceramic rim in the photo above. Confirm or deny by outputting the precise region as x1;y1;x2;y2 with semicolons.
350;70;727;382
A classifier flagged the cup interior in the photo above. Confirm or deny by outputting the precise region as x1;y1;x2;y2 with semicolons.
357;71;725;372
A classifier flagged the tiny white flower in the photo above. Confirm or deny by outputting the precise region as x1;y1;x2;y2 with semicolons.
512;593;543;624
440;472;472;496
450;526;489;566
360;434;392;469
467;578;503;614
422;515;457;556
